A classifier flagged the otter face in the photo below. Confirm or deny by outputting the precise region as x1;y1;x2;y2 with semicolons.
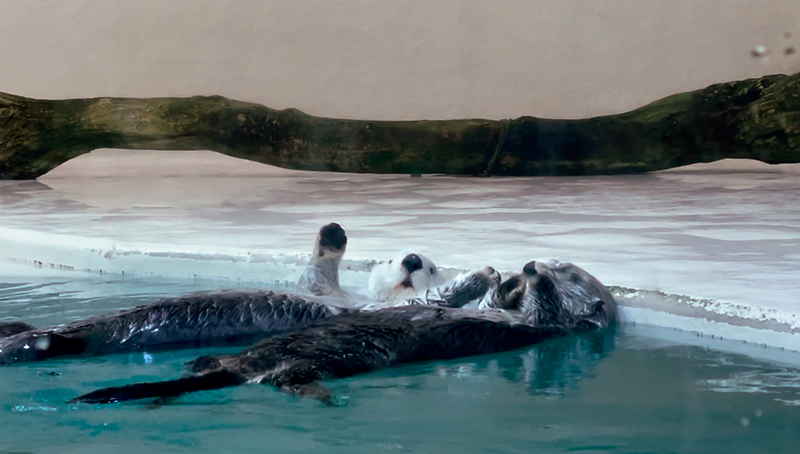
487;259;617;329
367;253;446;303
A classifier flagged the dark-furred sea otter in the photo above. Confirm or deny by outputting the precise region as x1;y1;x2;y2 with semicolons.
71;267;612;405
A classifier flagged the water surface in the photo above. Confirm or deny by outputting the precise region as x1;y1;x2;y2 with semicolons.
1;275;799;454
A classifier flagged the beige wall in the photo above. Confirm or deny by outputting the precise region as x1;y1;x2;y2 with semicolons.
1;0;798;120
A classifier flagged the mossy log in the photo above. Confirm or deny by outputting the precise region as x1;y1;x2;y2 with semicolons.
1;72;799;179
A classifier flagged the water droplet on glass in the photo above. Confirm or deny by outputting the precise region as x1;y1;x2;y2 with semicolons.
751;46;768;58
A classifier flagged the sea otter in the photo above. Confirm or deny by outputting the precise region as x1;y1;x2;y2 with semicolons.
483;258;618;327
70;267;611;405
295;222;448;306
0;223;493;365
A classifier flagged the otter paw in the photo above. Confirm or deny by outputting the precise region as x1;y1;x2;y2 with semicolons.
318;223;347;253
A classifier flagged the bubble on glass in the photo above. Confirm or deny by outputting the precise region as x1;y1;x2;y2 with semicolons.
750;46;768;58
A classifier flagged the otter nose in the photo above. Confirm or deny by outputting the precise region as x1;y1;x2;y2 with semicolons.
401;254;424;274
522;261;538;276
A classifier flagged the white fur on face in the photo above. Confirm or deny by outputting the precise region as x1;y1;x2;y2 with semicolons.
367;252;445;303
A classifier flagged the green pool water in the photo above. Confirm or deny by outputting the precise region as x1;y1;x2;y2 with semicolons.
1;274;799;454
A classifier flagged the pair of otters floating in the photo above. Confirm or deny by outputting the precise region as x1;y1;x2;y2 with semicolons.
0;223;617;405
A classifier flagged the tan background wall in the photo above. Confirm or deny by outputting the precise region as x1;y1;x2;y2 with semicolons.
1;0;798;121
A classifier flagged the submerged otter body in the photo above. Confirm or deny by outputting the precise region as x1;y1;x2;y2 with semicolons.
72;305;574;405
72;269;609;405
0;291;340;365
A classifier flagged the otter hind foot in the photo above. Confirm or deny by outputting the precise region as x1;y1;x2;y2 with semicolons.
186;355;224;373
280;382;340;406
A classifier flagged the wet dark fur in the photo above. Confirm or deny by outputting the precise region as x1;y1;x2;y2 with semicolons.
0;223;352;365
0;291;340;365
492;260;617;328
0;225;497;365
0;322;35;338
71;275;607;405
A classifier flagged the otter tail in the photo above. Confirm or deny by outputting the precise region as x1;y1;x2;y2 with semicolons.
69;370;244;404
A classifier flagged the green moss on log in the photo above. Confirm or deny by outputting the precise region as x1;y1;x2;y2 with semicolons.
1;72;799;179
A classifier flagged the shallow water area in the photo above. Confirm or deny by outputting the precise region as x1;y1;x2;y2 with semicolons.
1;274;800;453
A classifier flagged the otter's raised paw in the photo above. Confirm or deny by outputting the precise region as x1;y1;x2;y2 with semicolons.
296;223;348;296
420;266;501;308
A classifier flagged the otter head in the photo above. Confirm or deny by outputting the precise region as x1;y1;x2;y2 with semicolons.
486;259;617;330
367;252;446;303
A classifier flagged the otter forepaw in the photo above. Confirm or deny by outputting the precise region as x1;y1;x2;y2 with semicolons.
423;266;501;308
